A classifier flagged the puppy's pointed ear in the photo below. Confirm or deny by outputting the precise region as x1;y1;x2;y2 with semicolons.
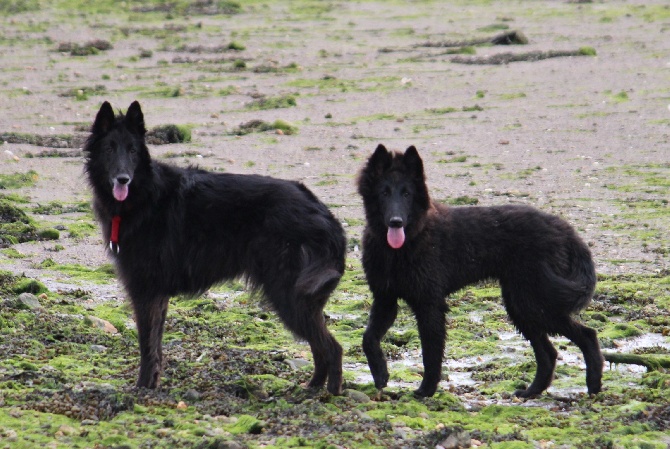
125;101;146;135
92;101;115;135
404;145;425;179
367;144;392;174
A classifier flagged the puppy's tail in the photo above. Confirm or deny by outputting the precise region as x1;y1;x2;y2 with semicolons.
540;244;596;315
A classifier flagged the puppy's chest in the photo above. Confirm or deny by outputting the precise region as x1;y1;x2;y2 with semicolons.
365;242;442;297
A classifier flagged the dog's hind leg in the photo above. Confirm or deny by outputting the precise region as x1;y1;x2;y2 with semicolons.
362;295;398;392
305;309;343;395
133;296;170;389
555;318;603;395
272;290;343;395
515;331;557;398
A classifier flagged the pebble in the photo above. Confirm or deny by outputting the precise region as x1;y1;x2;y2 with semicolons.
205;428;227;437
213;415;237;424
285;358;310;370
17;293;41;310
57;424;77;436
353;409;373;421
155;428;171;437
3;429;17;441
86;316;118;334
438;430;472;448
344;389;370;403
212;441;244;449
183;388;201;401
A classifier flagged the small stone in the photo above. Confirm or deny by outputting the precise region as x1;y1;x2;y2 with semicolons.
17;293;41;310
86;316;118;334
344;389;370;403
205;427;227;437
81;419;97;426
285;358;310;370
155;428;171;437
183;389;201;401
57;424;77;436
4;429;18;441
208;440;244;449
213;415;237;424
353;409;373;421
90;345;107;352
176;401;188;410
439;430;471;449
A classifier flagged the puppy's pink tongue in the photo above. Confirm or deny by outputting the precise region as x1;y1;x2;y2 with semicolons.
387;227;405;249
113;184;128;202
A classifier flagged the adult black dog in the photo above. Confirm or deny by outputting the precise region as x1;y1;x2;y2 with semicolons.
357;144;603;398
85;101;346;394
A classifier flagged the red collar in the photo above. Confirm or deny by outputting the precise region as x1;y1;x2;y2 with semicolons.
110;215;121;254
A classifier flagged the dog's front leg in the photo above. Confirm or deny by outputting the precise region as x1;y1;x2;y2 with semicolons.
411;299;447;397
133;296;170;389
362;294;398;390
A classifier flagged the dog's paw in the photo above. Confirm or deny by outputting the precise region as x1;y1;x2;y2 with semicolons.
326;381;343;396
413;385;437;398
373;373;389;390
514;388;541;399
586;382;602;396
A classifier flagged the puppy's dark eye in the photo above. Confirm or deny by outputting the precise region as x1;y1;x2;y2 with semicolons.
381;188;390;197
129;146;137;154
402;191;410;198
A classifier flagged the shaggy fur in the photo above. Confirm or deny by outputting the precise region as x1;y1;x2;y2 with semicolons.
357;144;603;398
84;101;346;394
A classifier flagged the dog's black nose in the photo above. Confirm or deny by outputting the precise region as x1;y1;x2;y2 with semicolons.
116;175;131;185
389;217;404;228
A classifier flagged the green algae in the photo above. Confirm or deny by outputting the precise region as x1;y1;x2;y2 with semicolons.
33;201;90;215
245;95;298;110
0;170;38;189
0;1;668;448
41;261;116;284
1;267;669;448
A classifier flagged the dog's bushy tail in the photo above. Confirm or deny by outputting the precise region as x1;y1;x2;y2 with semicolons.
540;243;596;315
295;225;346;298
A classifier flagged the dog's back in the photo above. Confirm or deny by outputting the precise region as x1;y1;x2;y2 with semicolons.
433;204;596;311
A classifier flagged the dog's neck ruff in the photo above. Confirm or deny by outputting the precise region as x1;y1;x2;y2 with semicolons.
110;215;121;254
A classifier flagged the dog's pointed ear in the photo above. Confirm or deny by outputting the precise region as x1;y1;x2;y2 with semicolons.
92;101;116;135
367;144;392;174
404;145;425;179
125;101;146;135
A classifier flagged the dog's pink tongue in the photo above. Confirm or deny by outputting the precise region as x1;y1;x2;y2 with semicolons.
387;227;405;249
113;184;128;202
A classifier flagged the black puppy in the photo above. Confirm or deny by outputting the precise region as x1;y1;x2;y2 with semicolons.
357;144;603;398
85;101;346;394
